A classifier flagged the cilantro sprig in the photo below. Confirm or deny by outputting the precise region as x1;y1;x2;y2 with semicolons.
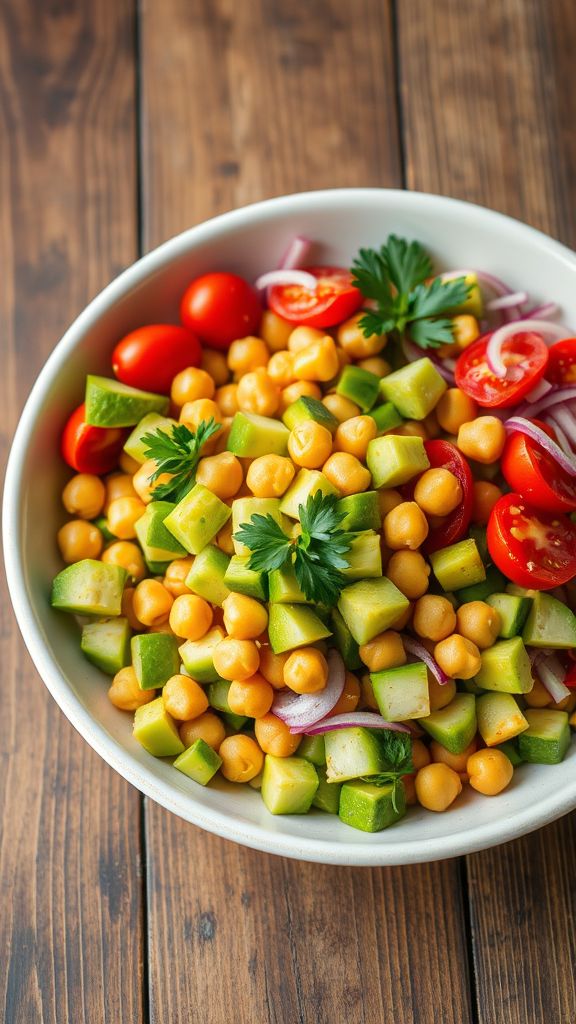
234;491;352;607
362;731;414;813
141;419;221;503
351;234;471;349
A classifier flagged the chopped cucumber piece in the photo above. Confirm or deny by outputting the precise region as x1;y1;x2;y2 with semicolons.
330;607;362;670
419;693;477;754
164;484;231;554
222;712;250;731
372;662;430;721
468;524;489;564
51;559;127;616
486;593;532;638
430;538;485;592
337;491;381;532
133;697;184;757
476;692;529;747
186;546;231;607
93;516;115;543
338;577;409;645
456;565;505;603
298;734;326;767
517;709;571;764
279;468;339;519
522;592;576;649
179;627;226;683
369;402;403;434
85;375;168;427
223;555;268;601
134;500;187;563
268;564;309;604
81;617;131;675
261;755;319;814
366;434;430;488
267;604;331;654
232;497;289;555
227;411;289;457
123;412;178;463
474;637;533;694
207;678;233;713
339;779;406;832
325;727;391;782
336;365;380;412
173;738;222;785
341;532;382;581
131;633;180;690
378;358;447;419
282;395;338;434
494;739;524;767
312;766;341;814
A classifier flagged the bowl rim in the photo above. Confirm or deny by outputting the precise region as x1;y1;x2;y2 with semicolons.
4;186;576;865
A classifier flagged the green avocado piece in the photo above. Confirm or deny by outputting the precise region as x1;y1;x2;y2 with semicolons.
369;402;403;434
80;617;131;675
207;678;233;713
185;545;231;607
222;712;250;731
133;697;185;757
336;365;380;412
486;593;532;638
337;491;381;532
227;411;289;457
476;692;529;747
223;555;268;601
134;501;187;563
430;538;486;592
267;604;332;654
517;709;571;764
282;395;338;434
261;755;319;814
341;532;382;581
131;632;180;690
339;779;406;832
330;607;362;670
474;637;533;694
494;739;524;767
51;559;127;616
325;727;390;782
164;484;231;554
279;468;339;519
372;662;430;721
232;497;289;555
366;434;430;488
312;765;342;814
456;565;505;603
85;375;169;427
522;592;576;649
297;734;326;767
418;693;477;754
338;577;409;645
378;358;447;420
123;412;179;463
179;627;226;683
173;738;222;785
268;564;309;604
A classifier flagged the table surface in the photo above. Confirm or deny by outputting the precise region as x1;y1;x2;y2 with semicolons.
1;2;575;1022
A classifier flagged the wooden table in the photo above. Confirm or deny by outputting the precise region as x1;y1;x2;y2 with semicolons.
1;2;575;1021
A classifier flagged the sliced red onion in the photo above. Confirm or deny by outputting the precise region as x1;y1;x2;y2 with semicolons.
533;652;571;703
547;406;576;447
272;649;345;729
486;319;571;379
443;356;457;372
505;416;576;476
403;637;449;685
547;415;574;455
279;235;312;270
487;291;528;311
522;302;559;320
516;385;576;419
402;337;423;363
255;269;318;291
524;378;553;403
297;712;410;736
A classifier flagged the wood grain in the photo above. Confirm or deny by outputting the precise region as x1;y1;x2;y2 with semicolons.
0;2;144;1021
140;3;472;1022
398;2;576;1022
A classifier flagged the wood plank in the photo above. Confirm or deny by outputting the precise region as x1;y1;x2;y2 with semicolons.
0;2;144;1021
140;3;473;1022
398;2;576;1022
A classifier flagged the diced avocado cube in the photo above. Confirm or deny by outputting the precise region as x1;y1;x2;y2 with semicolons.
223;555;268;601
418;693;477;754
123;412;178;463
279;468;339;519
451;272;483;318
173;738;222;785
133;697;184;757
522;592;576;649
366;434;430;489
456;565;505;603
185;545;231;607
476;692;529;747
336;365;380;412
227;411;289;457
268;564;309;604
131;633;180;690
261;754;319;814
232;497;289;555
145;558;172;575
81;617;131;675
85;375;168;427
267;604;331;654
494;739;524;767
474;637;533;694
468;524;489;565
517;709;571;764
207;678;233;713
369;402;403;434
297;734;326;767
325;727;390;782
339;779;406;832
430;539;486;592
51;559;127;616
330;607;362;670
338;577;409;645
372;662;430;721
312;765;341;814
378;358;447;420
341;532;382;581
164;484;231;555
486;593;532;639
134;501;187;562
179;627;226;683
282;395;338;434
337;491;381;532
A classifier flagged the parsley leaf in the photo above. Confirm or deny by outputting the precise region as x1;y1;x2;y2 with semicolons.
362;731;414;813
408;316;456;349
233;515;292;573
141;418;221;503
381;234;432;296
408;276;470;320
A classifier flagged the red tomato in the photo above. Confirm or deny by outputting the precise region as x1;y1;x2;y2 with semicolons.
546;338;576;384
403;440;473;553
112;325;201;394
563;664;576;689
486;492;576;589
268;266;363;328
501;428;576;514
455;331;549;408
61;403;126;474
180;272;261;350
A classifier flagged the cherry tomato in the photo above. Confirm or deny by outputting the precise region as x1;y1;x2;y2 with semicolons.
403;440;473;553
112;325;201;394
486;492;576;589
501;424;576;513
61;403;127;474
268;266;363;329
563;664;576;689
455;331;549;408
546;338;576;384
180;272;261;350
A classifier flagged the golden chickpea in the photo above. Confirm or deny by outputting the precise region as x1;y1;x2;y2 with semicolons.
179;398;223;434
322;393;361;423
163;556;194;597
222;593;269;640
423;412;441;439
213;637;260;681
360;674;379;710
119;451;141;475
357;356;391;377
412;738;432;771
383;501;429;550
236;367;279;417
413;595;457;642
163;674;209;720
121;587;145;630
171;366;215;406
254;713;301;756
215;518;235;555
260;310;293;351
246;455;295;498
402;774;418;806
102;540;146;582
430;737;477;774
227;336;269;376
414;468;463;517
108;666;155;711
219;734;264;782
293;336;339;382
415;762;462;812
428;675;457;711
456;601;501;650
452;314;480;350
228;674;275;718
467;748;513;795
57;520;103;562
359;631;406;672
104;472;137;513
196;451;243;500
258;647;290;690
390;602;413;631
215;383;239;417
283;648;329;694
169;594;213;640
288;420;333;469
279;380;322;413
378;489;403;518
201;348;229;386
328;671;361;716
288;325;326;353
267;350;295;388
337;312;386;358
133;578;174;627
334;416;377;460
434;633;481;679
323;452;371;495
107;496;146;540
457;417;506;464
132;459;173;504
179;711;226;751
386;550;431;599
436;388;478;434
390;421;428;440
62;473;106;519
472;481;503;524
524;676;553;708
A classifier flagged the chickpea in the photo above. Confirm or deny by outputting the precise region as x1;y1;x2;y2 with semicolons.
321;393;361;423
121;588;145;630
222;593;268;640
102;540;146;582
452;314;480;350
423;412;441;439
236;367;279;417
415;762;462;812
390;421;428;440
133;579;174;627
288;420;333;469
258;647;290;690
383;501;429;551
279;380;322;413
260;310;293;351
428;675;457;712
414;468;463;517
323;452;371;495
108;666;155;711
246;455;295;498
523;677;552;708
107;496;146;540
412;738;432;771
457;417;506;464
390;602;413;631
283;648;328;694
357;356;391;377
201;348;229;386
170;366;215;407
359;630;406;672
293;336;339;382
378;489;403;518
213;637;260;681
219;734;264;783
132;459;173;504
472;481;503;524
163;675;209;721
456;601;501;650
337;312;386;358
215;383;240;417
119;451;141;475
179;398;223;435
334;416;377;461
413;595;457;642
179;711;226;751
402;774;418;806
328;671;361;715
267;350;295;388
434;633;481;679
62;473;106;520
227;336;269;377
386;550;430;599
215;518;235;555
360;674;379;710
467;748;513;795
57;520;103;562
163;556;194;597
430;737;477;774
254;713;302;756
436;388;478;434
169;594;213;640
228;674;275;718
288;325;325;353
196;451;243;500
104;472;137;513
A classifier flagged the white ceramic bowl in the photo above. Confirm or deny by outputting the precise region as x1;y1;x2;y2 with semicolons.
4;189;576;865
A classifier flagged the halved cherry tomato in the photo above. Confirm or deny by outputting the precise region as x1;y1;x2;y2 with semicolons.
455;331;549;408
402;440;473;553
112;325;201;394
501;423;576;513
268;267;363;329
546;338;576;384
563;664;576;689
486;492;576;589
180;272;261;350
61;403;127;474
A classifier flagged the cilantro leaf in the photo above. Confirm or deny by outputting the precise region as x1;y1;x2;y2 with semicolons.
408;316;455;349
351;247;395;308
141;418;221;503
232;515;292;573
409;276;470;320
382;235;432;295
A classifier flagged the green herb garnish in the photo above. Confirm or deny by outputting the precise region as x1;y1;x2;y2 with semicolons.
141;419;221;503
362;731;414;813
234;491;352;606
351;234;471;349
